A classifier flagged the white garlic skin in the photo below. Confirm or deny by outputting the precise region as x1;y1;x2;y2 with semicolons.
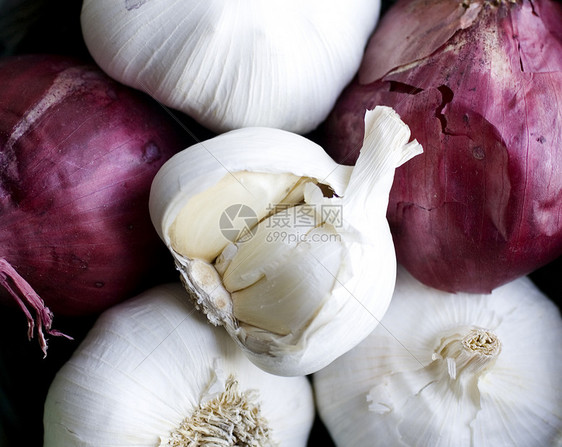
43;283;315;446
80;0;381;135
313;266;562;447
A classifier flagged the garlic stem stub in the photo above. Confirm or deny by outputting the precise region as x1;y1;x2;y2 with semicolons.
313;266;562;446
149;106;423;376
43;283;315;446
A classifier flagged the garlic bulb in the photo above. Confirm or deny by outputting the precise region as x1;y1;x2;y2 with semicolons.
313;266;562;446
43;282;314;446
149;106;423;376
80;0;381;135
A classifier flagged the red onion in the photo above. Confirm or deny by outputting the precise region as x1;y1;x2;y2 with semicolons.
0;54;187;353
321;0;562;293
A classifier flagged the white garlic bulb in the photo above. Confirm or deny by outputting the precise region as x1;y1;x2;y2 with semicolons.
313;266;562;447
80;0;381;135
149;106;423;376
43;283;315;446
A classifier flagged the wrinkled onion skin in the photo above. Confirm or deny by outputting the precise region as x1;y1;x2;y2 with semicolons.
0;54;186;315
321;0;562;293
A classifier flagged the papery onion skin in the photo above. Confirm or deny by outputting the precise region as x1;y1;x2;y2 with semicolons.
320;0;562;293
0;55;186;323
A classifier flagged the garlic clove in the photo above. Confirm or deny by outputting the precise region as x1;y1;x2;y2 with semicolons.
149;106;422;376
229;222;344;336
168;171;307;262
222;188;339;292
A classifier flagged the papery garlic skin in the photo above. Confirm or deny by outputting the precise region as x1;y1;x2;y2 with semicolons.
149;106;423;376
43;283;314;446
80;0;381;134
313;266;562;447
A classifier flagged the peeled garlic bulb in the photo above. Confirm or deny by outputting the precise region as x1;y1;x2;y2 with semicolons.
43;283;314;446
149;106;423;376
313;266;562;446
80;0;381;134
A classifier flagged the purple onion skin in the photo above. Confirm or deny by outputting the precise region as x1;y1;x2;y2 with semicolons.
0;54;187;317
321;0;562;293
